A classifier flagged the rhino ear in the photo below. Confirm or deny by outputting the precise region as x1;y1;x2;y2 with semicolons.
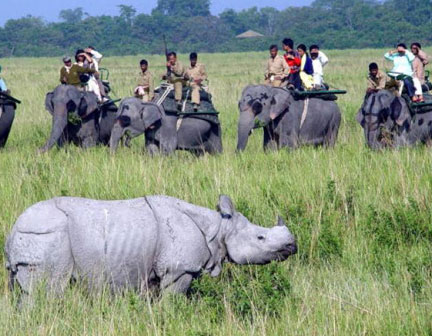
277;215;286;227
217;195;235;218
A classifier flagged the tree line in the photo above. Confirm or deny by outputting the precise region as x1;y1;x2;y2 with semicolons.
0;0;431;57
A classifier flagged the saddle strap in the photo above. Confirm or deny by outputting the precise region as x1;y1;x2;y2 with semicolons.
300;98;310;129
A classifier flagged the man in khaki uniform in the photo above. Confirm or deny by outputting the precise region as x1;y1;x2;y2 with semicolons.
164;52;185;107
265;45;290;87
134;59;155;102
59;55;96;90
367;62;391;94
185;52;207;111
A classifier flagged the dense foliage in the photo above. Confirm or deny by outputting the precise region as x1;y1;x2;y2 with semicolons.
0;0;431;57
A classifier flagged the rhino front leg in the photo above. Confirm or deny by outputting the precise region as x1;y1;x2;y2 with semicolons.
160;273;194;294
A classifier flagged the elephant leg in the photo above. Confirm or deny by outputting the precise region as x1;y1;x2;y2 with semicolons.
324;112;341;148
204;124;223;154
263;127;278;151
79;116;99;149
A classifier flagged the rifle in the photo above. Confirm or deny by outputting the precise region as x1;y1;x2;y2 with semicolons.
163;35;172;78
0;91;21;104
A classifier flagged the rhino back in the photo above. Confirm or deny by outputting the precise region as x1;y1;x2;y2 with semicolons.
54;197;159;289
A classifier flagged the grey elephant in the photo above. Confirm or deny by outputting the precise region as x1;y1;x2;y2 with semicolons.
6;195;297;296
110;97;222;155
41;85;118;152
237;85;341;151
357;90;432;149
0;96;16;148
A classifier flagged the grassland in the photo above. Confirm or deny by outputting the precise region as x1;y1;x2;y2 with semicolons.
0;48;432;335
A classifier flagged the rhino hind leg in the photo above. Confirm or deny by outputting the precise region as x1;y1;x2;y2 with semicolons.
7;202;74;296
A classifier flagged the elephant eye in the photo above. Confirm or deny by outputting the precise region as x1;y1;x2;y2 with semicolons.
257;235;265;241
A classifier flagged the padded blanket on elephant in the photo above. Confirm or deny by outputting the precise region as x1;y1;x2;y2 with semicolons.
0;98;16;108
292;90;338;101
156;87;220;126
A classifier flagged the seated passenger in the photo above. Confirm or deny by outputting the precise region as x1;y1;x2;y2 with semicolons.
297;44;314;90
134;59;155;102
411;43;429;98
284;50;302;90
0;65;8;93
310;45;329;89
85;46;107;100
185;52;207;111
367;63;388;94
265;44;289;87
164;52;185;109
61;51;96;90
60;56;72;84
385;44;423;102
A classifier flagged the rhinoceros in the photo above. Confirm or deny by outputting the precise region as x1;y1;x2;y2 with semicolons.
5;195;297;296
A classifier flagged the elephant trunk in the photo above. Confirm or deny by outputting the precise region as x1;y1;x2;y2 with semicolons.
40;104;68;152
236;109;256;152
109;121;124;153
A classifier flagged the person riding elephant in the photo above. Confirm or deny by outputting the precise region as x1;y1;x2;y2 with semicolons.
109;97;222;155
237;85;341;151
40;85;118;153
356;90;432;149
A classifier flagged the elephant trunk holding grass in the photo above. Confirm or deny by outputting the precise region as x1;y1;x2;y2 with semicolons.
6;195;297;296
237;85;341;151
109;97;222;155
356;90;432;149
40;85;118;152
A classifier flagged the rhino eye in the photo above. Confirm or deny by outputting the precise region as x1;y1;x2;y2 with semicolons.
257;235;265;241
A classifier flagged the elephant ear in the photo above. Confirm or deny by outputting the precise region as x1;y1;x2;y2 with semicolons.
141;103;162;129
391;97;410;126
78;92;98;118
269;89;291;120
45;92;54;115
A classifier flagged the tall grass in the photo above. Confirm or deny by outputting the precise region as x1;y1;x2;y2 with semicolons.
0;49;432;335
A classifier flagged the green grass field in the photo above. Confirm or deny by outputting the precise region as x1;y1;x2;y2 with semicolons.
1;49;432;335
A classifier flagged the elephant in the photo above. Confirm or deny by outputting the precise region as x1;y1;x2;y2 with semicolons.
6;195;297;296
356;90;432;149
0;97;16;148
109;97;222;155
40;85;118;152
237;85;341;151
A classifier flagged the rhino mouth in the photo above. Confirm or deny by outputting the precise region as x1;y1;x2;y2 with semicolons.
276;244;298;258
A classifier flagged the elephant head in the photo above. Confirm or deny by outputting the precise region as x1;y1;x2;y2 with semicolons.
110;98;166;152
41;85;99;152
237;85;291;151
356;90;411;149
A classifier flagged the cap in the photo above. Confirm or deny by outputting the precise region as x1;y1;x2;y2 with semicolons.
63;56;72;63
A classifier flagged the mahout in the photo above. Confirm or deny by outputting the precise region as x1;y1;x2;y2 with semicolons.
6;195;297;297
40;85;118;152
237;85;341;151
356;90;432;149
110;96;222;155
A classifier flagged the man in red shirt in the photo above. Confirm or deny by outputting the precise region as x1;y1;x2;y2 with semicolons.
282;38;302;89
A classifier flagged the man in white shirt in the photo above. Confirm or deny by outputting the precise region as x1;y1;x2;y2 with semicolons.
84;46;107;102
310;45;329;89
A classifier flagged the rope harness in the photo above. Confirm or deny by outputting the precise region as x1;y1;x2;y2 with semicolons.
300;98;310;129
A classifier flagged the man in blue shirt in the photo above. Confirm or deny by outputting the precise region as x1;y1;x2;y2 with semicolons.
385;43;422;102
0;65;7;93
